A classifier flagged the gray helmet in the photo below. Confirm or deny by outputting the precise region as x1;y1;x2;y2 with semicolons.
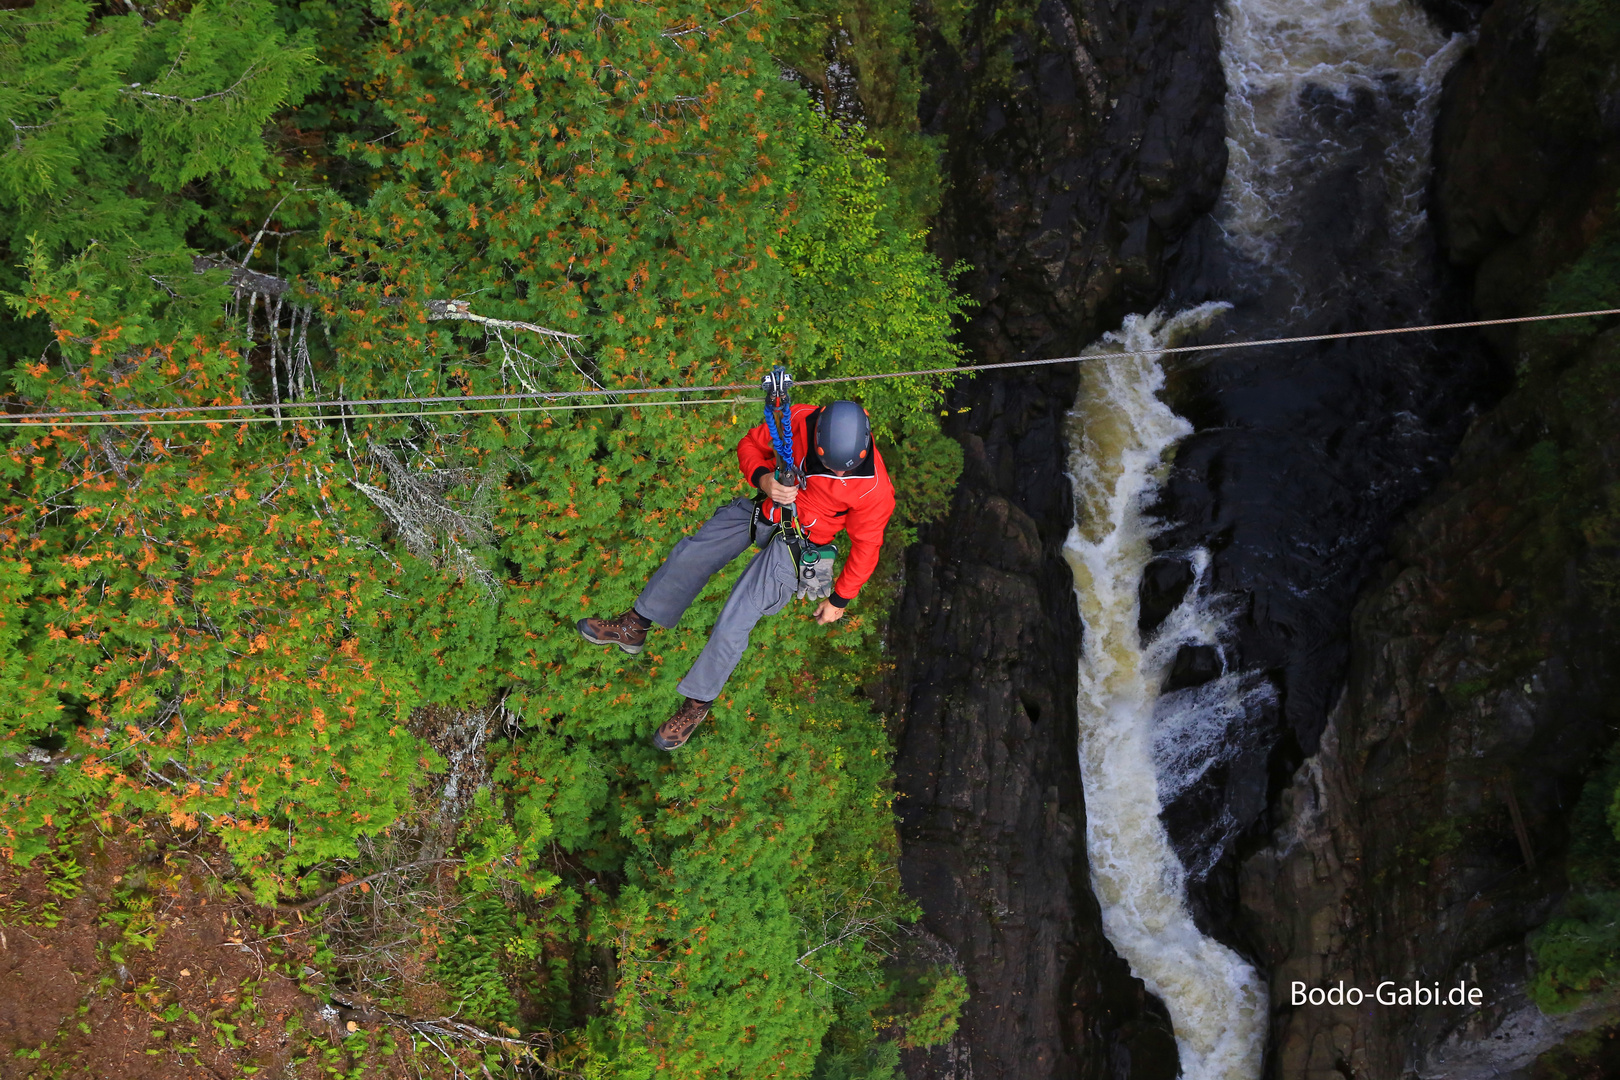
814;401;871;472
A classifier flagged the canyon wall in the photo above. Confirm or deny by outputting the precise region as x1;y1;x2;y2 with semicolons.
883;0;1225;1076
891;0;1620;1074
1236;0;1620;1074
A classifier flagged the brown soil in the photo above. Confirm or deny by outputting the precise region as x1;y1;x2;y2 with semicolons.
0;824;458;1080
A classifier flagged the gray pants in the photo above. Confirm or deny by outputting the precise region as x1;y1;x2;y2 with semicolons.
635;497;799;702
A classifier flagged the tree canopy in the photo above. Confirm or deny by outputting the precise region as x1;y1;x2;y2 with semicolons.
0;0;967;1074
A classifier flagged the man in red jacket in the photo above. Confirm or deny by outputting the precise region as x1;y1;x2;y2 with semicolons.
577;400;896;750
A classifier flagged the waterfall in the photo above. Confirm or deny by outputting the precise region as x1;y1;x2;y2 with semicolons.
1062;1;1465;1076
1063;306;1268;1080
1218;0;1466;266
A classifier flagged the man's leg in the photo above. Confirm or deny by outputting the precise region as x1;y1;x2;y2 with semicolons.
634;496;757;628
675;534;799;702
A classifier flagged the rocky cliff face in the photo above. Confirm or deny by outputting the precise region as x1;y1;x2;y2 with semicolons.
1147;53;1507;906
1238;335;1620;1077
893;0;1620;1072
884;0;1226;1076
1236;0;1620;1075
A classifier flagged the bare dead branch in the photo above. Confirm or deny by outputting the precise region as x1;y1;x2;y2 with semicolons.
121;62;262;105
282;858;462;913
241;189;301;267
350;450;503;594
662;2;757;37
194;256;290;296
426;299;580;340
191;258;579;340
325;995;562;1070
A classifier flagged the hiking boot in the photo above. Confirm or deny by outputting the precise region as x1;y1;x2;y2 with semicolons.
577;606;651;655
652;697;711;751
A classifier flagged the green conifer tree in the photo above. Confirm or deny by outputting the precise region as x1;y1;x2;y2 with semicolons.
2;0;968;1071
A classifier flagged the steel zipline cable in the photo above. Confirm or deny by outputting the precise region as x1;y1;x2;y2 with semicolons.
3;304;1618;429
0;396;757;429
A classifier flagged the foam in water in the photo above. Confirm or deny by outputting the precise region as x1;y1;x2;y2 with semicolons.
1217;0;1466;262
1060;2;1465;1074
1143;549;1280;878
1063;305;1268;1080
1144;550;1278;808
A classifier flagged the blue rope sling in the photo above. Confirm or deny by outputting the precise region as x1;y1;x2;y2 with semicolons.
761;365;803;512
758;367;841;598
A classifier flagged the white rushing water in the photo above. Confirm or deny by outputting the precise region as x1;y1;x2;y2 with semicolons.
1063;306;1268;1080
1060;2;1467;1077
1217;0;1465;262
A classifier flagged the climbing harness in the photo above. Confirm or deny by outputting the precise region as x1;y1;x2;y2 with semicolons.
758;366;839;600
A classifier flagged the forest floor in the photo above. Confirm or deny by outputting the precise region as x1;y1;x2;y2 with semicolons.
1;825;330;1079
0;704;598;1080
0;822;505;1080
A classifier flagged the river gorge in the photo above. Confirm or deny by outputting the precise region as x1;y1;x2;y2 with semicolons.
885;0;1620;1075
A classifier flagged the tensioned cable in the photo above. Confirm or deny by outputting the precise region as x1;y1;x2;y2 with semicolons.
797;304;1620;385
4;304;1617;428
0;396;758;429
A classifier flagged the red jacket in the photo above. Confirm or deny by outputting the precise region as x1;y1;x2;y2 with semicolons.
737;403;896;604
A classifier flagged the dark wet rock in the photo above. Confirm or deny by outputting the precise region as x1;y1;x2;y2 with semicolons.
1432;0;1620;342
1163;644;1221;692
892;460;1173;1080
920;0;1229;364
1138;557;1195;639
1107;1010;1181;1080
1158;675;1283;881
1238;325;1620;1078
884;0;1227;1075
1144;7;1508;918
1237;0;1620;1073
1415;0;1491;34
1297;83;1380;132
888;0;1617;1068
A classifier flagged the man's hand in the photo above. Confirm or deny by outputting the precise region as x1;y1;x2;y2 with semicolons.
759;473;799;506
813;599;846;625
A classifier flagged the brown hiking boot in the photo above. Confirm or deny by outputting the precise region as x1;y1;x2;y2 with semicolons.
577;606;651;655
652;697;711;751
